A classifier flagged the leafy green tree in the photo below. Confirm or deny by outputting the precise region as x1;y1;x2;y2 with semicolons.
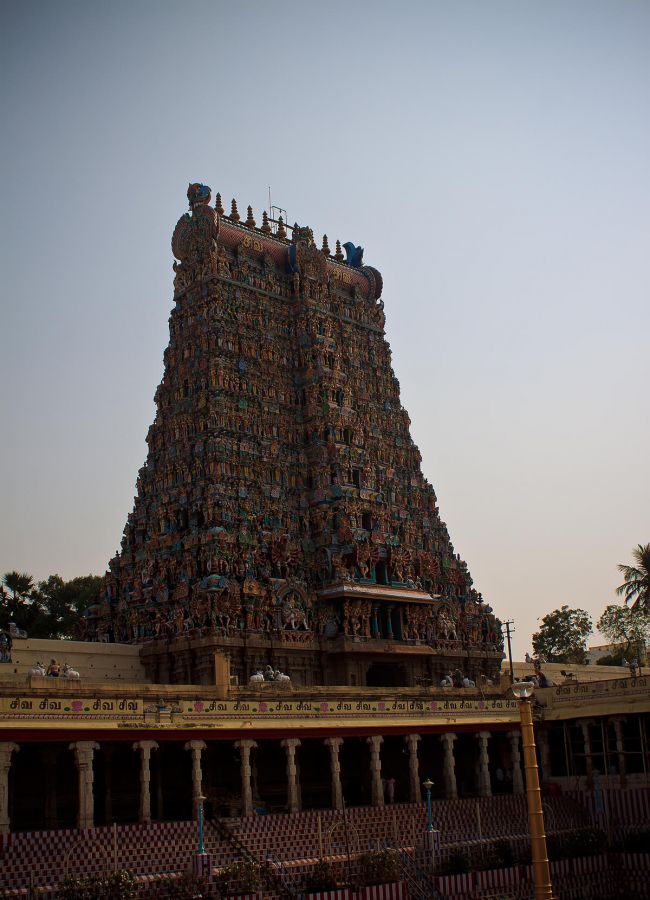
532;605;593;664
1;571;46;636
1;571;102;639
597;603;649;662
36;574;103;639
616;543;650;612
595;650;628;667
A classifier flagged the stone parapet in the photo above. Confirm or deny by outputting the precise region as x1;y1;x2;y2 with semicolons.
0;674;646;735
5;638;148;682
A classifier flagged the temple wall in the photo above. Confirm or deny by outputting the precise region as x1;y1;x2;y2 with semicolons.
505;660;630;683
4;638;148;682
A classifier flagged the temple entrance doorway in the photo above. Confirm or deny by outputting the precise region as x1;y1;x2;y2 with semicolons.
365;662;408;687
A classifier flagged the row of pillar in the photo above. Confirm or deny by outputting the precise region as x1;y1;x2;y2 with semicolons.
0;730;521;832
233;730;523;815
1;717;643;834
0;739;208;834
577;717;630;783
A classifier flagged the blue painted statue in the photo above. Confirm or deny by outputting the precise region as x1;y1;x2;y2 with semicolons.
343;242;364;268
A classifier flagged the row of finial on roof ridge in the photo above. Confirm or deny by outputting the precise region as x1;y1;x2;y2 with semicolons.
213;192;346;261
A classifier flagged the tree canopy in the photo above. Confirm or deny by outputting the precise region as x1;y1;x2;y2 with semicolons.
597;603;649;658
532;605;593;664
616;543;650;612
1;572;102;639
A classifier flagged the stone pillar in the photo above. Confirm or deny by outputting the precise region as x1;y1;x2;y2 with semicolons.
324;737;344;810
440;733;458;799
404;734;421;802
386;607;394;639
611;717;627;786
44;748;58;829
0;743;19;836
184;740;207;816
134;741;158;824
367;735;384;806
538;728;551;782
508;731;524;794
69;741;99;830
476;732;492;797
579;720;594;783
234;740;257;816
281;738;301;813
371;604;380;638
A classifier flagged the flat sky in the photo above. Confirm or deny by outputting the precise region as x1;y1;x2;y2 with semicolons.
2;1;648;659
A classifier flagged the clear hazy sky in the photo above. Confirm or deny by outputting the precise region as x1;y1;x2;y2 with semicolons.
2;1;648;658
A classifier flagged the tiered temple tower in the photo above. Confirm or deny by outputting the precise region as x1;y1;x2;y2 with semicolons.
85;183;503;685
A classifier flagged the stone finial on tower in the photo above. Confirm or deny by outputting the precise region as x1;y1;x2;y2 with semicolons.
230;199;240;222
334;239;344;261
261;211;271;234
245;206;256;228
187;183;211;209
173;185;220;271
276;216;287;239
321;234;330;256
215;192;225;215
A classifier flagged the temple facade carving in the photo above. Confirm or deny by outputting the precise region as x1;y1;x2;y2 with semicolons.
83;182;504;686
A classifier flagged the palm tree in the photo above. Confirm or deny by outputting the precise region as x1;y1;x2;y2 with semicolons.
2;571;35;606
616;544;650;612
1;572;45;635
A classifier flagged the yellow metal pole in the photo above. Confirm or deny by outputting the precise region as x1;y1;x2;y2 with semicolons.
519;698;555;900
